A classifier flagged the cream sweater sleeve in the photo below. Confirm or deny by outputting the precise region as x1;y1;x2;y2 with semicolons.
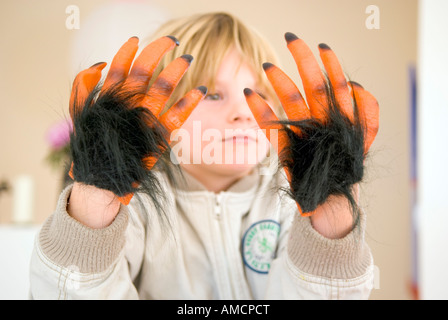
38;185;129;273
287;211;373;280
29;185;142;299
264;206;374;300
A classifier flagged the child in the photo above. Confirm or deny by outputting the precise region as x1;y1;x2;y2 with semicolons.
30;12;378;299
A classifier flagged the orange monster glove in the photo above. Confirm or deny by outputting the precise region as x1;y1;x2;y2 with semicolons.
69;36;207;205
244;32;379;216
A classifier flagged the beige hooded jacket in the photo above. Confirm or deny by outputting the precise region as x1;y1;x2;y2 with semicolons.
29;166;374;300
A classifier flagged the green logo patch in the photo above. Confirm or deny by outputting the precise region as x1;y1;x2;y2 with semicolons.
242;219;280;274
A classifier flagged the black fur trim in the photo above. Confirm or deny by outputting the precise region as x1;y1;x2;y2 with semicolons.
278;79;366;215
70;83;171;209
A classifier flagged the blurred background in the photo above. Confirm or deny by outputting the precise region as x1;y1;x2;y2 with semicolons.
0;0;446;300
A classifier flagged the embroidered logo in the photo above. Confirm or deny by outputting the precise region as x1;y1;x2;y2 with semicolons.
242;219;280;274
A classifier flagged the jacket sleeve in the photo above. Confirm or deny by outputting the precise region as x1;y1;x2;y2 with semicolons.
265;199;375;300
29;185;146;300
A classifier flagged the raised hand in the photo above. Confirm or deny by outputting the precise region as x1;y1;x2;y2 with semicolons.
69;36;207;205
244;32;379;217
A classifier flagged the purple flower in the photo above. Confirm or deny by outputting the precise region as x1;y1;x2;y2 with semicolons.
46;119;73;150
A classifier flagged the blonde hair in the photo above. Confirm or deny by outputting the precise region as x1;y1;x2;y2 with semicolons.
144;12;281;113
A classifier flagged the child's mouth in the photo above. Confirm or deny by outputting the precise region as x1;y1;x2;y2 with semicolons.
223;135;257;144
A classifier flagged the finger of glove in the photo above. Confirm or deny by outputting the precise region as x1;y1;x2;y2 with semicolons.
117;182;139;205
117;193;134;205
102;37;139;93
69;162;74;180
350;81;379;153
318;43;354;122
125;36;179;93
141;86;206;172
243;88;289;154
262;62;309;135
141;54;193;117
285;33;327;121
159;86;207;141
141;155;160;172
69;62;107;122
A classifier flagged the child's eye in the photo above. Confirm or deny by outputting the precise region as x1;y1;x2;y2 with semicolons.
205;93;222;101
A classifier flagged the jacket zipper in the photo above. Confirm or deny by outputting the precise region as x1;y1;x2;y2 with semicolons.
212;192;235;298
213;193;253;299
214;193;223;219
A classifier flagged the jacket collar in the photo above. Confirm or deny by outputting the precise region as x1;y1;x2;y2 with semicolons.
174;166;260;194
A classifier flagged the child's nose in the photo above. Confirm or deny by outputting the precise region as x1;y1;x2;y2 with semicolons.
227;94;255;123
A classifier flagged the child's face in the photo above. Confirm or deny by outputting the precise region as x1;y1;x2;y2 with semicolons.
171;49;272;178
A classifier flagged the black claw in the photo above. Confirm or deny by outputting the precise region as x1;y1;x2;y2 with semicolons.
350;81;364;89
181;54;194;63
197;86;208;95
90;62;106;68
285;32;299;44
166;35;180;46
262;62;274;71
243;88;253;96
318;43;331;50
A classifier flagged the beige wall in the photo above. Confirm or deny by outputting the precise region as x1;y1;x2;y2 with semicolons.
0;0;417;299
